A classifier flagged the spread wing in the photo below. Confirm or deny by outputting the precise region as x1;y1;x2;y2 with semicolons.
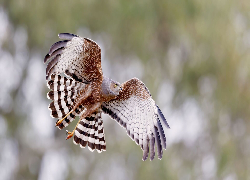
44;33;102;83
101;78;170;161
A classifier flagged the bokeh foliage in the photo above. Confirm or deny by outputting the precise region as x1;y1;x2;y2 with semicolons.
0;0;250;179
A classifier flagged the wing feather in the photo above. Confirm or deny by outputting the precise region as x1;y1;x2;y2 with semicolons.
46;54;60;78
102;78;169;160
48;40;69;55
150;136;155;160
58;33;78;40
47;74;86;129
44;33;103;83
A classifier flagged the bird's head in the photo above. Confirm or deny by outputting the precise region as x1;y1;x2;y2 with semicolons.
109;80;122;96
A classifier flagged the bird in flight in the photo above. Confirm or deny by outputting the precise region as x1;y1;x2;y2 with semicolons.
44;33;170;161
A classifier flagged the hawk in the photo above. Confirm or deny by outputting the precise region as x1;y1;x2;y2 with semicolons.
44;33;170;161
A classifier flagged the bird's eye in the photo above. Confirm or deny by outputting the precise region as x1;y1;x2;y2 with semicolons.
114;84;117;88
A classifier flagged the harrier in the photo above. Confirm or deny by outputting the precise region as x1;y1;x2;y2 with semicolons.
44;33;170;161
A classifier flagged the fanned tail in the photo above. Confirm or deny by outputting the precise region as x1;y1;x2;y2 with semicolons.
73;111;106;153
47;74;86;129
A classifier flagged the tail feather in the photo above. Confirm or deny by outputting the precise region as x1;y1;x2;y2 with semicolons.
73;111;106;153
47;74;86;129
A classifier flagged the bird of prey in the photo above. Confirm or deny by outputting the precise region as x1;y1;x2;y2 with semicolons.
44;33;170;161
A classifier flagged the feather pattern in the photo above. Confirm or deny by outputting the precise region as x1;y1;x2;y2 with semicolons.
48;40;69;55
58;33;78;40
44;33;103;83
44;33;169;161
73;110;106;153
44;47;64;63
47;74;86;129
102;78;169;161
46;54;60;79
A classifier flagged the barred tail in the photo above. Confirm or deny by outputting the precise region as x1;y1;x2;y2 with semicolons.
73;111;106;153
47;74;86;129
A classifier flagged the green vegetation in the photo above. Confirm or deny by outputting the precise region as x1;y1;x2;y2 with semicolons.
0;0;250;179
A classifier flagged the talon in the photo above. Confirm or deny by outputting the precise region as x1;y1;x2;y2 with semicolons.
56;119;63;127
65;111;84;140
66;132;74;140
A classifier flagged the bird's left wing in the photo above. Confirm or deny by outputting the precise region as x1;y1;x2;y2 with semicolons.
44;33;102;83
101;78;170;161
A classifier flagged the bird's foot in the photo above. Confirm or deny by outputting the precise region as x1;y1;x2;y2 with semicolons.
65;113;84;140
66;130;74;140
55;119;64;127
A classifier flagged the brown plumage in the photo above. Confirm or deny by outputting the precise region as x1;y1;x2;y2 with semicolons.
44;33;170;160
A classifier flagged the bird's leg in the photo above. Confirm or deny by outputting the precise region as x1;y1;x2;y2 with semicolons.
65;117;82;140
56;85;92;127
55;110;74;126
66;103;101;140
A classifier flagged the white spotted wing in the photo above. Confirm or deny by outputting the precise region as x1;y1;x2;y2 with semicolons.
102;78;170;161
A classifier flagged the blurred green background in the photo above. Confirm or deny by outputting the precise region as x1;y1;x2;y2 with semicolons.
0;0;250;179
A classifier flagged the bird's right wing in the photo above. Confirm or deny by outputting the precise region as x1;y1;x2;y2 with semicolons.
101;78;170;161
44;33;103;83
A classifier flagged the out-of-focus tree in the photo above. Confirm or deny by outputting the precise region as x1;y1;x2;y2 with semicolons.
0;0;250;179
